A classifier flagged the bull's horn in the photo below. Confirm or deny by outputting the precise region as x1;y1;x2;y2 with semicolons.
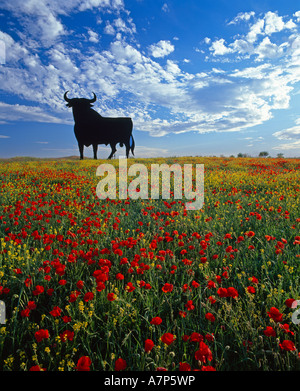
64;91;71;102
89;92;97;103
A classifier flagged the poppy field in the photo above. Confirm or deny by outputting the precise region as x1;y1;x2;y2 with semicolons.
0;156;299;371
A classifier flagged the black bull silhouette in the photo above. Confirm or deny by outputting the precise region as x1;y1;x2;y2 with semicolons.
64;91;135;159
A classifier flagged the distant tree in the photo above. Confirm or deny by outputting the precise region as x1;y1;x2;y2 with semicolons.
237;153;250;158
277;153;284;158
259;151;269;157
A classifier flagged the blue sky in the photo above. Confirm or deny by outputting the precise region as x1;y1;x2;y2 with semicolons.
1;0;300;158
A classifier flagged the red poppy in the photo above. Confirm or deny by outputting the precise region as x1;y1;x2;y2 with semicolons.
195;341;213;363
279;323;294;335
76;280;84;289
144;339;154;353
62;315;71;323
21;308;30;318
150;316;162;325
125;282;136;292
279;340;296;351
217;287;228;297
189;332;203;342
107;292;117;301
191;280;200;288
161;332;176;346
201;366;216;371
249;276;258;284
96;282;105;292
69;291;80;302
205;312;215;322
285;298;295;308
60;330;74;342
227;287;238;298
185;300;195;311
83;292;94;302
76;356;92;371
29;365;46;371
207;280;216;289
247;286;256;294
263;326;276;337
115;358;127;371
267;307;283;322
35;329;49;342
50;306;62;317
162;283;173;293
179;362;191;371
33;285;44;296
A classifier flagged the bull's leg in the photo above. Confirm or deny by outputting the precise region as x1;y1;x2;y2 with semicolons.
92;143;98;160
125;142;130;158
108;143;117;159
78;142;84;160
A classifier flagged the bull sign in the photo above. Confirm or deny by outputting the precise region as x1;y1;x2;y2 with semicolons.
64;91;135;160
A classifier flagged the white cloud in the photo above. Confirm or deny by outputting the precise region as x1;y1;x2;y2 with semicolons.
255;37;284;60
246;18;265;43
264;11;296;35
209;38;233;56
87;29;100;43
148;40;175;58
162;3;169;13
230;38;253;55
0;102;68;123
273;125;300;140
113;17;136;35
0;0;125;46
104;22;116;35
0;0;65;46
166;60;181;75
272;140;300;150
0;134;10;138
206;11;299;62
228;11;255;25
272;122;300;152
294;11;300;23
78;0;124;12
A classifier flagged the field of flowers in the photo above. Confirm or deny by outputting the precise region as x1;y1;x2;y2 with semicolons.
0;156;299;371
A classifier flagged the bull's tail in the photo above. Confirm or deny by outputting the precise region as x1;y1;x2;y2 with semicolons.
130;134;135;156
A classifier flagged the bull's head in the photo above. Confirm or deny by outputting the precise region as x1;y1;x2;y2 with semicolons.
64;91;97;108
